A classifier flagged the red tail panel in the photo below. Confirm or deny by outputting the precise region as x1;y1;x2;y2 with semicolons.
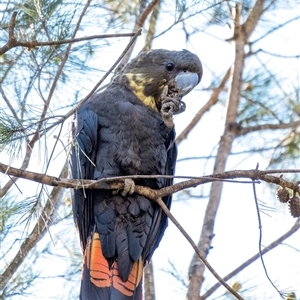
112;258;143;297
81;232;143;300
89;233;111;288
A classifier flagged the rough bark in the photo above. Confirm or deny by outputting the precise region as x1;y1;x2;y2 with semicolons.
144;262;156;300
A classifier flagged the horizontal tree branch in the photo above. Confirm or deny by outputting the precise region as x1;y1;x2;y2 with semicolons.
251;15;300;45
237;121;300;136
0;11;140;55
0;162;299;197
0;159;245;298
254;48;300;59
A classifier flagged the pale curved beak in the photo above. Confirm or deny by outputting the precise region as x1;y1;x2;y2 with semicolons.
175;72;199;96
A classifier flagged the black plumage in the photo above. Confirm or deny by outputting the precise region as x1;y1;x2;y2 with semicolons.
69;49;202;300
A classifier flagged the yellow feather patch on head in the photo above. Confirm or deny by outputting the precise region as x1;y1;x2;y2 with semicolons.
125;73;160;110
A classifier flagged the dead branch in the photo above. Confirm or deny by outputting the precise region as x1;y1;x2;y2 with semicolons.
0;11;138;55
242;0;265;39
141;0;161;52
0;161;299;299
0;161;299;196
0;11;18;55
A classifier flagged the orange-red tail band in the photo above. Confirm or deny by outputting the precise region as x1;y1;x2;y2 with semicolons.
81;232;143;299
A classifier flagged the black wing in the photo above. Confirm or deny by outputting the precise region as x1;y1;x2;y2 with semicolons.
142;126;177;261
69;108;99;251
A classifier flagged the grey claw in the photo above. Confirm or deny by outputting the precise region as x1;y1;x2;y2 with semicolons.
122;178;135;196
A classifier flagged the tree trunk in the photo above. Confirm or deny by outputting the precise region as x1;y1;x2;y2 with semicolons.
144;262;156;300
186;1;265;299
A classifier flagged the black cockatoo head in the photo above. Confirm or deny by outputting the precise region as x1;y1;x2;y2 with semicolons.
114;49;203;111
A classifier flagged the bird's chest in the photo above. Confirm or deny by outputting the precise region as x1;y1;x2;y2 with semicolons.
96;101;171;178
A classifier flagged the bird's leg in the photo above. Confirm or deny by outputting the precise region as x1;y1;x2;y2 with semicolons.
121;178;135;196
160;85;183;127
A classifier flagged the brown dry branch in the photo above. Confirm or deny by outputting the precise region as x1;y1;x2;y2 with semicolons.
136;0;160;28
0;11;18;55
176;67;231;145
142;0;161;52
0;166;244;298
0;163;68;291
1;162;299;195
236;121;300;136
200;217;300;299
241;0;265;39
0;11;137;55
1;161;299;298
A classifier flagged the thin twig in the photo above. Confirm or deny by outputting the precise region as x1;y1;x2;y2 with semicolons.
254;48;300;59
251;15;300;45
200;217;300;299
0;33;139;55
252;165;284;298
236;121;300;136
0;85;23;128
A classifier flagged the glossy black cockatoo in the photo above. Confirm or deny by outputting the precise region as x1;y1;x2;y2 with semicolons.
69;49;202;300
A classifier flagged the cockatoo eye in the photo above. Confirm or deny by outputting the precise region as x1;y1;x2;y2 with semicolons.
165;62;175;72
